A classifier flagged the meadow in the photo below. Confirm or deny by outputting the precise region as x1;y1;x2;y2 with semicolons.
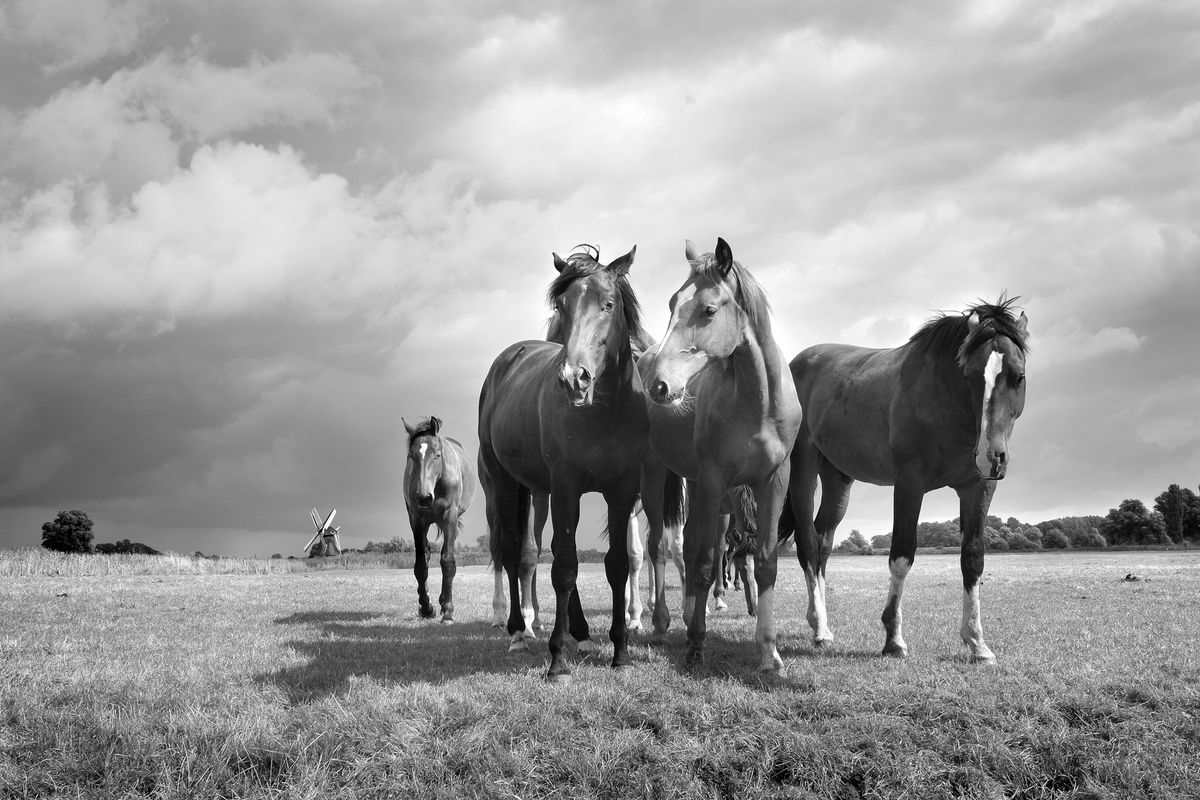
2;549;1198;799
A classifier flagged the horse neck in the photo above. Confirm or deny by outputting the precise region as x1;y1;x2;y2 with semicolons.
728;317;781;417
599;335;638;398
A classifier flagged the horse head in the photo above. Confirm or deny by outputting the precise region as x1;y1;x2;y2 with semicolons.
403;416;443;509
648;238;762;406
962;309;1028;480
548;245;639;407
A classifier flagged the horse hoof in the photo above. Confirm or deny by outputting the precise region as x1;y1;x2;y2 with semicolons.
546;671;573;684
882;642;908;658
508;636;533;654
577;639;599;655
812;637;833;649
714;599;728;612
440;617;454;625
970;651;997;665
626;620;643;633
684;649;705;669
491;619;504;628
419;607;436;619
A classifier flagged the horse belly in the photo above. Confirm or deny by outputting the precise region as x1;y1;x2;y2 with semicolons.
809;407;897;487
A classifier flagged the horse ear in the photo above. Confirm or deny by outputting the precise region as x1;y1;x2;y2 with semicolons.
402;417;415;437
714;238;734;277
684;240;701;265
553;252;569;273
965;311;980;332
1017;311;1029;334
608;245;636;277
429;416;442;435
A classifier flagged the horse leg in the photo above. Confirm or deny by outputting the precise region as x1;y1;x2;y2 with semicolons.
491;566;506;628
739;552;757;616
790;429;832;645
958;479;998;664
640;462;672;635
882;477;924;657
437;513;459;624
547;484;583;681
752;462;790;673
712;521;729;613
530;493;549;632
604;485;638;669
625;512;645;632
683;476;723;667
483;447;533;652
411;517;436;619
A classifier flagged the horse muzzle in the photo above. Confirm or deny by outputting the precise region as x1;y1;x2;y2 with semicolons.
559;363;595;407
416;492;435;509
975;448;1008;480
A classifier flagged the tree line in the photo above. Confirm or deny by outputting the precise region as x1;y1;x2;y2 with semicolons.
834;481;1200;553
38;481;1200;558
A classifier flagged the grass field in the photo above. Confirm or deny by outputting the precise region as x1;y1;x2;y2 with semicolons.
2;549;1198;798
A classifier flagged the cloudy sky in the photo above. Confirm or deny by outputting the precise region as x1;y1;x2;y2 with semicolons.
1;0;1197;557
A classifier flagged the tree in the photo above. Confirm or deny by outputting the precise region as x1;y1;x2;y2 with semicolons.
870;533;892;551
41;510;94;553
1101;499;1167;545
1040;527;1070;549
1154;484;1190;544
835;529;873;554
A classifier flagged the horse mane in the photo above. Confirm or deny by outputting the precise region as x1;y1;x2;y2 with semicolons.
544;244;652;351
690;250;773;335
405;417;441;442
909;295;1029;369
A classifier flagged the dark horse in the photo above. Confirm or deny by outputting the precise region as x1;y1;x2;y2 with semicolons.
642;238;802;671
402;416;477;623
478;245;650;680
784;298;1028;662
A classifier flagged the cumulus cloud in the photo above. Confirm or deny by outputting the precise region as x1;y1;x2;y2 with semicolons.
3;0;153;72
2;0;1199;553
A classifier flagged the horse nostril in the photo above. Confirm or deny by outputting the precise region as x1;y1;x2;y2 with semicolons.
578;367;592;386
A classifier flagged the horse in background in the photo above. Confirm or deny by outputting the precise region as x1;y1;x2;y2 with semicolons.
642;238;802;671
402;416;477;623
723;485;758;617
478;244;651;680
784;297;1029;662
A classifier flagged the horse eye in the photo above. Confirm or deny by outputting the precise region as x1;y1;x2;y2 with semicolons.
604;301;615;312
704;306;718;318
1014;374;1026;386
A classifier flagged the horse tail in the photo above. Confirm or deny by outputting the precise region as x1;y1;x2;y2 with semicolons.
663;470;686;529
777;490;796;548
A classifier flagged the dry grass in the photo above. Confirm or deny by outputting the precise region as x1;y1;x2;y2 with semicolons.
2;549;1198;798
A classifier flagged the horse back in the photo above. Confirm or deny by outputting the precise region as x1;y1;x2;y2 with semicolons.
791;343;904;486
478;340;561;491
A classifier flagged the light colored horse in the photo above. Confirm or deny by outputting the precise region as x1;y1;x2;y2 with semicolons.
642;238;802;671
402;416;477;623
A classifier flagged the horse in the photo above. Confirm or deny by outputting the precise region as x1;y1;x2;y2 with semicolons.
641;238;802;671
783;297;1029;663
402;416;477;623
478;244;651;680
723;485;758;616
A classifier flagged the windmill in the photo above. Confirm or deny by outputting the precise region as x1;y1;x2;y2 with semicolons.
304;507;342;557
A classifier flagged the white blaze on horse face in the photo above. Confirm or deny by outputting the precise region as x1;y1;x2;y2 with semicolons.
976;351;1004;476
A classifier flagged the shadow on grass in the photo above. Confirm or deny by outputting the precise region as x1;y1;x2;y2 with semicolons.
275;611;385;625
258;612;558;701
